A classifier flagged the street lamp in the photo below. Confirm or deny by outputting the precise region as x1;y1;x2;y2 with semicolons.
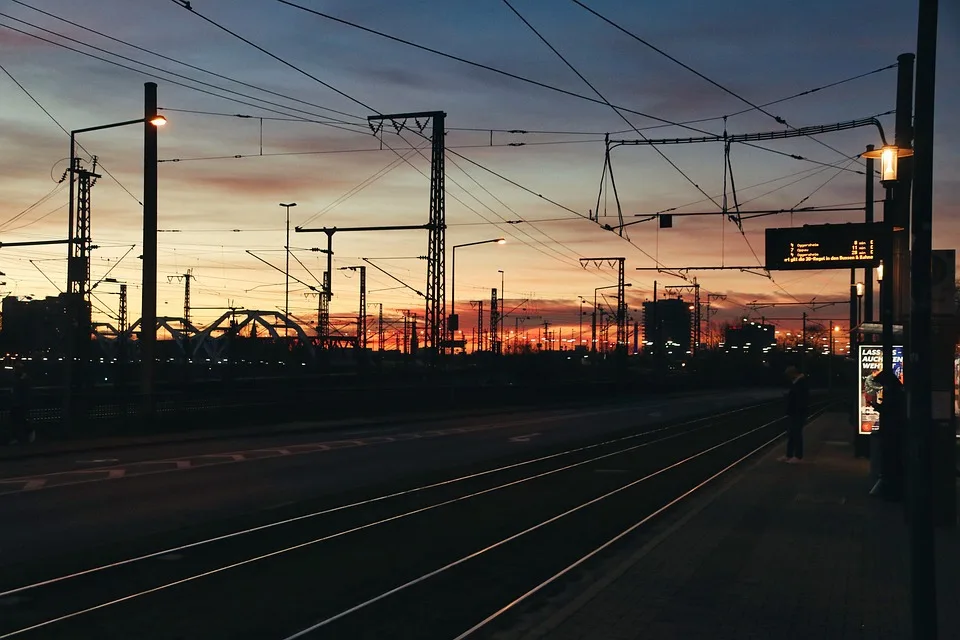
68;114;166;262
449;238;505;351
279;202;297;326
65;83;166;423
855;281;865;326
861;144;912;186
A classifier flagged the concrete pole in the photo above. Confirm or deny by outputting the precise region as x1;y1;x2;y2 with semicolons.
141;82;158;419
907;1;939;636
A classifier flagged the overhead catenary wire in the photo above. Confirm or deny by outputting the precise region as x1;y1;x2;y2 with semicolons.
502;0;720;211
569;0;867;167
169;0;379;115
273;0;879;175
9;0;366;124
0;22;367;139
0;12;370;134
155;3;609;278
0;62;142;206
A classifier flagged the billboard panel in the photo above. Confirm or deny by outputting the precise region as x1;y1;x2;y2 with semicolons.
765;223;882;271
858;344;904;434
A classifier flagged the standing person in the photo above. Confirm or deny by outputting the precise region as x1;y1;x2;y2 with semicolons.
779;365;809;463
11;363;34;444
872;370;904;500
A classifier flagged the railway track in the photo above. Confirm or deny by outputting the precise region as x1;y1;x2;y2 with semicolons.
0;399;827;639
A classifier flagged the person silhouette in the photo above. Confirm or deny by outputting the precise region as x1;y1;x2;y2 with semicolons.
779;365;809;463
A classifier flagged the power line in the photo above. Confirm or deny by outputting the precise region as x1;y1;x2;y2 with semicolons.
569;0;868;167
0;62;142;206
0;22;365;138
156;137;602;164
165;1;606;274
502;0;720;209
273;0;868;175
0;12;369;131
169;0;380;115
9;0;366;124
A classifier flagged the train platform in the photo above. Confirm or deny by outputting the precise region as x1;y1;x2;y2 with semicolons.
495;411;960;640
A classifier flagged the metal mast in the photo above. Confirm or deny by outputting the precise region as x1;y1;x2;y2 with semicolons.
118;284;128;333
581;257;628;351
69;159;100;306
367;111;446;352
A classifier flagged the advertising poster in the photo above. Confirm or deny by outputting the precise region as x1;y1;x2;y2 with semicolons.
858;345;904;434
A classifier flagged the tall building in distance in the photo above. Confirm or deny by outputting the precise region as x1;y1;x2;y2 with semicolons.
642;298;693;356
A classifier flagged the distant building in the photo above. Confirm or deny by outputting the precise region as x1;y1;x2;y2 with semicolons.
642;298;692;356
722;321;777;354
0;294;86;355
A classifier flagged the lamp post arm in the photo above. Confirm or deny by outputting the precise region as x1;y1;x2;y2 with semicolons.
72;118;147;136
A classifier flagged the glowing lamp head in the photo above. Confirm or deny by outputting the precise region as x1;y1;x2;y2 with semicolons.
876;261;884;282
496;238;506;244
880;146;898;183
149;115;167;127
855;281;865;297
862;144;912;186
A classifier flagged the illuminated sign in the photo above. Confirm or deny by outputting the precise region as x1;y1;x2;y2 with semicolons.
765;223;883;270
858;345;904;434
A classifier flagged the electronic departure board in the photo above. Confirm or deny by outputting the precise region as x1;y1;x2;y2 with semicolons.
764;223;883;271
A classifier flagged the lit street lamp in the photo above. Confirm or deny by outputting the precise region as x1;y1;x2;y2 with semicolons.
65;83;167;423
69;114;166;265
449;239;504;351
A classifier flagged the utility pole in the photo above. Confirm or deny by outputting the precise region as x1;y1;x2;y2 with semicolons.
706;293;727;348
475;300;484;352
141;81;159;419
581;257;627;353
279;202;297;328
490;288;500;354
183;269;192;329
118;284;128;333
378;303;384;351
864;146;876;323
368;112;446;354
908;1;941;636
498;270;505;355
337;266;367;349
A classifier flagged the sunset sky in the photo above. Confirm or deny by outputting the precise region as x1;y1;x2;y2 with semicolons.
1;0;958;346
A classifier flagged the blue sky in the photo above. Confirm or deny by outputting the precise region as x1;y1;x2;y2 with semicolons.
1;0;957;341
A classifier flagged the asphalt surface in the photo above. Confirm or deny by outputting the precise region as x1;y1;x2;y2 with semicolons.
0;388;793;639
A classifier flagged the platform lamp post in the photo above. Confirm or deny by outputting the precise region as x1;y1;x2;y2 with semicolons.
855;281;865;327
450;238;504;352
861;144;910;397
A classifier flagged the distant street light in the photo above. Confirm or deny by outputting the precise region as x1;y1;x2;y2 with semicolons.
279;202;297;326
450;239;505;351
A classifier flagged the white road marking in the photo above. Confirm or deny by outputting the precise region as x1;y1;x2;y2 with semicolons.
508;433;541;443
23;479;46;491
